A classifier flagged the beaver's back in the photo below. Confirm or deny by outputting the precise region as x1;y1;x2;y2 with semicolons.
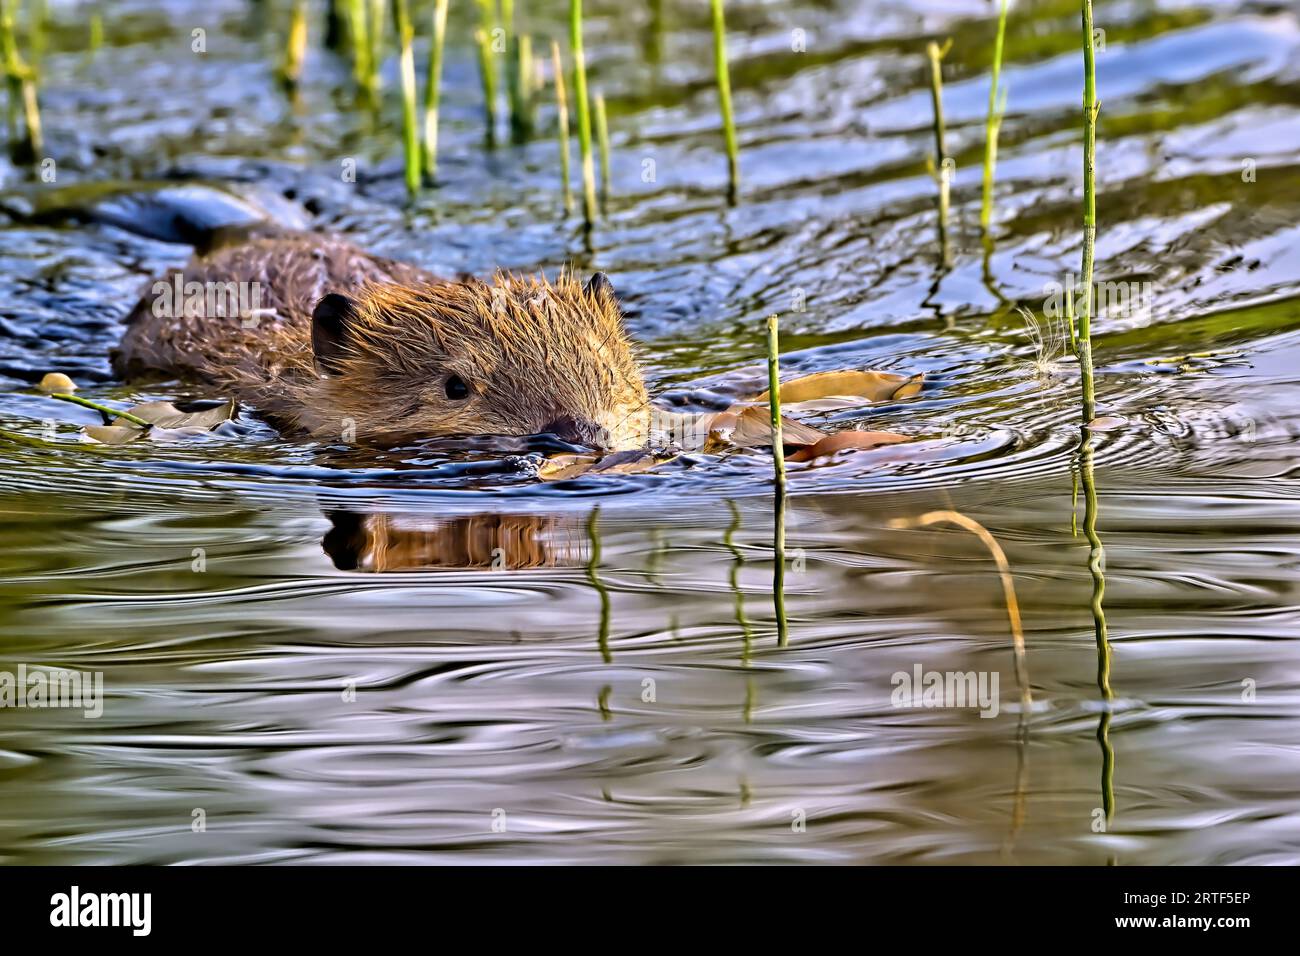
113;233;436;383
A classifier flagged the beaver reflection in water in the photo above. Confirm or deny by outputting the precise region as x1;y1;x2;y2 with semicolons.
112;232;652;450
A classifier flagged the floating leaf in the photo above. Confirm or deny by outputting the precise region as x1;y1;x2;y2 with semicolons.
537;453;601;480
111;398;236;430
538;448;676;481
79;397;237;444
1086;415;1126;431
787;430;911;462
705;404;826;451
39;372;77;393
83;424;146;445
754;370;922;405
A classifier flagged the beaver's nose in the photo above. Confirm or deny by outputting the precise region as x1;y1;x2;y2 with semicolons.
541;414;605;447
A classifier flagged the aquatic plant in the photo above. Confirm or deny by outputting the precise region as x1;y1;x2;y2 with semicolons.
345;0;373;99
569;0;597;226
278;0;309;92
925;39;953;267
391;0;419;197
710;0;739;200
980;0;1010;231
510;32;536;142
551;40;573;215
765;315;786;491
0;0;42;163
1077;0;1099;422
475;0;497;145
594;91;610;210
422;0;449;182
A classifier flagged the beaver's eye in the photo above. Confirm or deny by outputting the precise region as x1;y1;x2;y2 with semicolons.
444;375;470;401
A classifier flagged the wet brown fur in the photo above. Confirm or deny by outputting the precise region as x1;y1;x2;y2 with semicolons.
114;234;651;448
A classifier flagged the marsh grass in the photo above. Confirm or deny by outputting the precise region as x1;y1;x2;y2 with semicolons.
278;0;309;92
594;91;611;210
1077;0;1100;422
925;39;953;267
0;0;41;163
511;32;536;142
570;0;597;227
551;40;573;215
765;315;786;491
980;0;1010;232
710;0;739;201
391;0;419;197
345;0;374;100
421;0;449;182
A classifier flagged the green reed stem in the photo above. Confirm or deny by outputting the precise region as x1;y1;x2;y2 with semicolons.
551;40;573;215
30;0;46;66
980;0;1009;232
391;0;419;197
47;393;152;429
421;0;448;182
710;0;739;201
1078;0;1099;423
278;0;309;91
511;32;535;142
570;0;597;227
84;5;102;65
594;91;611;210
926;39;952;267
765;314;786;491
1;0;40;163
346;0;372;98
366;0;384;94
475;0;497;146
501;0;531;142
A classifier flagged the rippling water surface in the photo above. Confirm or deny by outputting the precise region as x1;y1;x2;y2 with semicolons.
0;0;1298;864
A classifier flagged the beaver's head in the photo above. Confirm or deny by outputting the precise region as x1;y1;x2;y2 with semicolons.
301;272;650;450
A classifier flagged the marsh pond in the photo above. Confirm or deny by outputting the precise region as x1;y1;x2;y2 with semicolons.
0;0;1297;864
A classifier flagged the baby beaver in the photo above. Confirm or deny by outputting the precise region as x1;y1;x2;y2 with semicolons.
113;233;651;450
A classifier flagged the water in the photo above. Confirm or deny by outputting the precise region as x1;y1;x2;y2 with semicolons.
0;0;1297;864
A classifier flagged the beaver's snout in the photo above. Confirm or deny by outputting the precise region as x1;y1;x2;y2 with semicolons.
541;413;606;448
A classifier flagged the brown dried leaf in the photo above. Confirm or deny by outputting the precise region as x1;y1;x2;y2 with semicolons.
787;430;911;462
754;370;922;405
537;448;676;481
705;404;826;451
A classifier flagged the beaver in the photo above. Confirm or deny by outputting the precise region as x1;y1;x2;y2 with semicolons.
112;232;651;450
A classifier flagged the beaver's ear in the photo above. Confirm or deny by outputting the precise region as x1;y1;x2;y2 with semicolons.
584;272;615;303
312;293;359;375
